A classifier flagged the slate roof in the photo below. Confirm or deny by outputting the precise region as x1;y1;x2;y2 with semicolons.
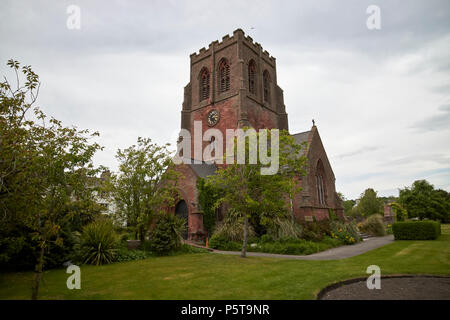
291;130;311;146
182;130;312;177
188;161;217;178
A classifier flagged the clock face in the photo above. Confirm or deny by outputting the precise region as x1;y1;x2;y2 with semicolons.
207;109;219;126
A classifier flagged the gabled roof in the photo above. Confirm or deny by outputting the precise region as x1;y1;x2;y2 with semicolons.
189;162;217;178
292;126;336;180
291;130;311;148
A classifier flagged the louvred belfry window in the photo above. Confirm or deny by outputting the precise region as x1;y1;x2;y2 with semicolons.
200;68;210;101
248;60;256;94
263;70;270;102
219;59;230;93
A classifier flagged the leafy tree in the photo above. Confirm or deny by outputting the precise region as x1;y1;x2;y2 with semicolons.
206;129;307;257
338;193;356;217
399;180;450;222
112;137;181;241
342;200;355;215
0;60;103;299
357;188;383;216
379;195;398;205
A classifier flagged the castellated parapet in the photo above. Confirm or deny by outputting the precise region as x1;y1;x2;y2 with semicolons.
189;29;276;67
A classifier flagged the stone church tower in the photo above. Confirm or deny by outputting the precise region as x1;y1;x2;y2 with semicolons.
173;29;344;241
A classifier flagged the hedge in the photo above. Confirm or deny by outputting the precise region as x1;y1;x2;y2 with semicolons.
392;221;441;240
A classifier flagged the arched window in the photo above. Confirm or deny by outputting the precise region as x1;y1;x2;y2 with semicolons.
316;160;326;205
263;70;271;103
199;67;210;101
248;60;256;94
218;59;230;93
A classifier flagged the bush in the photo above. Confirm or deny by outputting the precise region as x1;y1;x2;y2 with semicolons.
358;214;385;236
301;220;331;241
330;220;361;244
212;215;255;242
209;234;241;251
150;214;185;255
115;248;149;262
248;237;342;256
386;224;393;234
392;221;441;240
259;234;274;244
176;243;210;254
79;219;119;266
266;216;303;240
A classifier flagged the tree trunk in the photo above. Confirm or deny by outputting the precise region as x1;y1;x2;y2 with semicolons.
241;214;249;258
31;244;45;300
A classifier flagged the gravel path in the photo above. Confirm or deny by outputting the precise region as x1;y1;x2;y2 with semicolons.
210;235;394;260
319;276;450;300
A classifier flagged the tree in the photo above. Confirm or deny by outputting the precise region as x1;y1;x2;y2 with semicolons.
206;129;307;257
343;199;356;217
357;188;383;216
399;180;450;222
338;192;356;217
112;137;181;241
0;60;103;299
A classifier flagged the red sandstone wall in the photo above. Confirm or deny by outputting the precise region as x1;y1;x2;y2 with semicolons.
172;164;205;240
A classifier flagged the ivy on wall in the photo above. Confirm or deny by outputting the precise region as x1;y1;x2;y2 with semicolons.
196;178;220;236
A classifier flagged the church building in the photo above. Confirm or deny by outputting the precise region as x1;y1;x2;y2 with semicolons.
173;29;343;240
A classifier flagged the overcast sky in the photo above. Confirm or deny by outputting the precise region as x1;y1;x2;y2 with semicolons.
1;0;449;199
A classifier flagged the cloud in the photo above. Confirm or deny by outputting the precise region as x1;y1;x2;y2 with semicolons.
1;0;449;199
410;104;450;132
335;146;380;160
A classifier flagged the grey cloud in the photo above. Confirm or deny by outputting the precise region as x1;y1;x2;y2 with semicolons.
2;0;450;57
334;146;379;159
382;153;450;167
410;104;450;132
1;0;450;199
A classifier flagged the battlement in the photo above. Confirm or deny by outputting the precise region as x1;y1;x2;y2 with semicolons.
190;29;276;64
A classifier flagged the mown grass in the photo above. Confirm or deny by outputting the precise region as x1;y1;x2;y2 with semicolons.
1;225;449;300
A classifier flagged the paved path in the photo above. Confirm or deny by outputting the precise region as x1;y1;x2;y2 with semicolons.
210;235;394;260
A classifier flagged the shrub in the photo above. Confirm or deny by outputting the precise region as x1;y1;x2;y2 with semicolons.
320;236;343;248
248;238;341;256
259;234;274;244
212;215;255;242
266;216;303;240
330;220;361;244
115;248;149;262
328;209;338;221
358;214;385;236
176;243;210;254
79;219;119;266
301;220;331;241
386;224;393;234
209;234;241;251
150;214;185;255
392;221;441;240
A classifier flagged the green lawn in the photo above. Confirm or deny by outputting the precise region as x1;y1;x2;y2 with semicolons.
1;225;449;300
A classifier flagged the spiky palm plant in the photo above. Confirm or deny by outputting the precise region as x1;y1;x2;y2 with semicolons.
80;219;118;266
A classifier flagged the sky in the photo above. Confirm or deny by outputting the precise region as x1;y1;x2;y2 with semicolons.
1;0;449;199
